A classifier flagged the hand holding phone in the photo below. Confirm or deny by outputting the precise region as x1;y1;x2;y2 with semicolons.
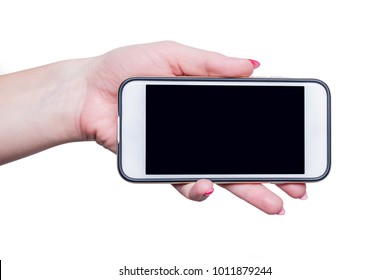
79;42;323;213
0;40;312;213
83;41;308;213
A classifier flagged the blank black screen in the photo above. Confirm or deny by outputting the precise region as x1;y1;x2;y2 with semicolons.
146;85;304;174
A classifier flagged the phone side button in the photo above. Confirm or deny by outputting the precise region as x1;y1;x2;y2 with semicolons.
117;116;120;144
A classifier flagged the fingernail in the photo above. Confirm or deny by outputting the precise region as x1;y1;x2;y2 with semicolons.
203;188;214;197
300;192;308;200
248;59;260;69
278;208;285;215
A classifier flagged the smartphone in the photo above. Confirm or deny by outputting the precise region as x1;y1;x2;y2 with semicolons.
117;77;331;183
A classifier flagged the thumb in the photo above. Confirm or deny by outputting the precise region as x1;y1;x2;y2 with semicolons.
161;41;259;77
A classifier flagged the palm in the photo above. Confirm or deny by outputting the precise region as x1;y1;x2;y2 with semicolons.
80;42;180;152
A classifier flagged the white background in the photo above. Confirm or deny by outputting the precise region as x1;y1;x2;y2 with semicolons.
0;0;389;279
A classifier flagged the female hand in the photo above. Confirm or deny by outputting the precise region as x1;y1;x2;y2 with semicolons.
82;41;306;214
0;41;306;214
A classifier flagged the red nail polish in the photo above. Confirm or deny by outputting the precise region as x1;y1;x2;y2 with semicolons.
248;59;260;69
203;189;214;196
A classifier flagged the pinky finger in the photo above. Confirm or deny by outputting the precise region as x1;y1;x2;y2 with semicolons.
276;183;307;199
173;179;214;202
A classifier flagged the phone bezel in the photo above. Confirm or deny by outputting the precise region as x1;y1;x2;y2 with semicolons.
118;77;331;183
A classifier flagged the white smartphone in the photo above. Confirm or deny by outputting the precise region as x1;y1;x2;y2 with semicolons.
118;77;331;183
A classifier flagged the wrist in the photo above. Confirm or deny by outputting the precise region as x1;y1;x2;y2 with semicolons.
0;58;94;164
49;58;95;143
